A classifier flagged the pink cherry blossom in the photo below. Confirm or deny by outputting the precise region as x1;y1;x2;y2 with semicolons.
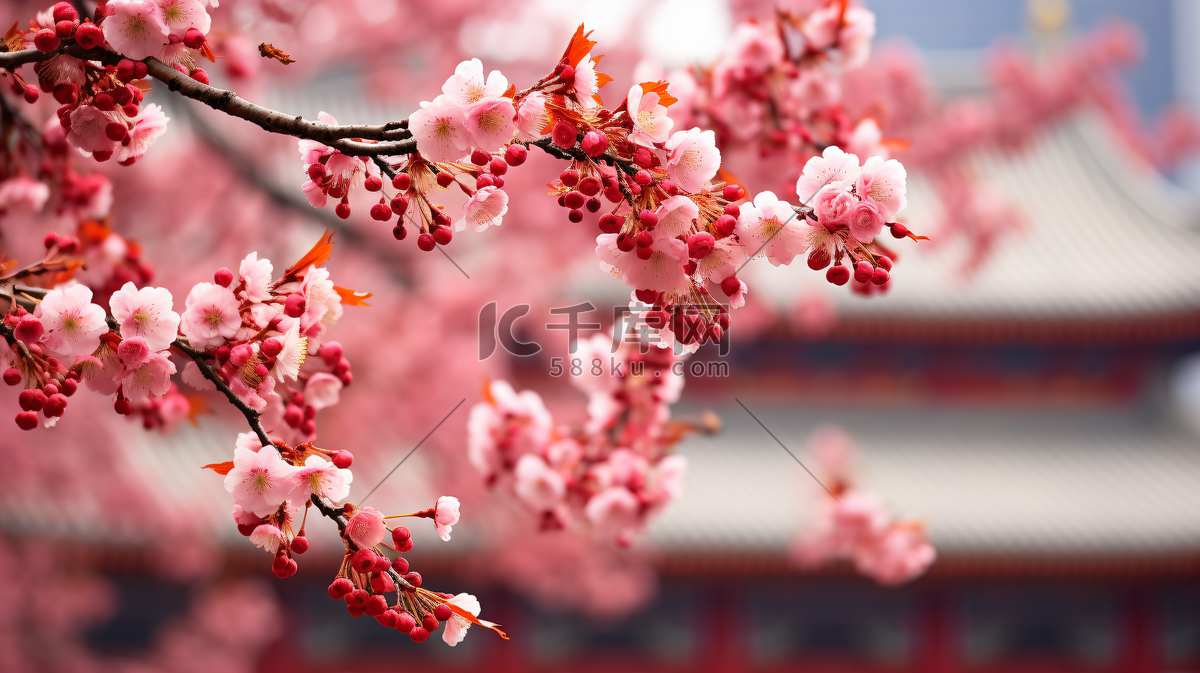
80;343;123;395
797;145;862;204
34;284;107;359
516;92;550;141
596;229;691;295
456;186;509;232
299;266;343;333
120;350;177;403
270;322;307;382
853;524;936;585
725;22;785;74
156;0;210;36
839;7;877;69
441;58;508;107
116;104;170;164
663;128;720;194
237;252;273;302
442;593;481;646
847;118;887;160
224;447;298;518
117;336;152;369
345;506;386;548
584;487;640;539
645;455;687;512
790;66;842;115
0;176;50;214
802;3;842;50
181;360;216;392
467;381;553;480
180;282;241;350
465;98;516;153
814;186;855;226
847;199;885;242
249;523;286;555
856;156;908;220
109;282;179;352
653;195;699;238
67;106;119;156
103;0;170;60
697;236;748;284
434;495;460;541
734;190;807;266
228;369;276;412
291;455;352;503
409;96;471;162
514;454;566;511
573;54;600;108
626;84;673;147
304;372;342;411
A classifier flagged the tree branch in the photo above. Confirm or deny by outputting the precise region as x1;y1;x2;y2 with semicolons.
4;43;415;156
171;338;273;449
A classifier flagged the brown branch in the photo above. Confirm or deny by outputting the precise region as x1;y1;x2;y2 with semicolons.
171;338;273;448
309;493;416;592
4;43;414;156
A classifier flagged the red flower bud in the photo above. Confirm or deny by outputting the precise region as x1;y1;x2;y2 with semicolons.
183;27;205;49
392;173;412;190
688;232;715;259
504;144;527;166
395;611;417;633
826;265;850;286
284;293;306;318
290;536;309;554
33;29;60;53
74;22;103;50
332;450;354;469
408;626;430;642
582;130;608;156
213;267;233;286
720;276;740;297
52;2;77;23
15;411;38;430
551;120;576;149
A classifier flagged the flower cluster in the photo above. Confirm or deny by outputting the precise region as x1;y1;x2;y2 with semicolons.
347;24;920;352
469;332;714;546
7;0;203;165
790;426;936;585
218;433;499;645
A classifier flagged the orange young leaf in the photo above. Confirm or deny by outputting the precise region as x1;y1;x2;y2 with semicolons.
881;136;911;151
77;220;112;246
4;21;24;51
503;83;517;99
258;42;295;65
202;461;235;475
639;81;678;108
561;23;598;68
186;394;211;427
200;40;216;63
283;228;337;281
50;259;87;286
481;377;496;406
334;286;373;306
431;593;509;640
906;230;930;242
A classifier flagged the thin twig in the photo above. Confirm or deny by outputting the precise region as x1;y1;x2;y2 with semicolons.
172;338;273;448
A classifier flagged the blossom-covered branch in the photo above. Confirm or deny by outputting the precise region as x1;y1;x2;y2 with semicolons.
1;227;505;646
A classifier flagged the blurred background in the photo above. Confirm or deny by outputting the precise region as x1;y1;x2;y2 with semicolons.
3;0;1200;671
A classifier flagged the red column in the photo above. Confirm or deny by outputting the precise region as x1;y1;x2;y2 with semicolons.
917;584;956;673
1122;583;1155;673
